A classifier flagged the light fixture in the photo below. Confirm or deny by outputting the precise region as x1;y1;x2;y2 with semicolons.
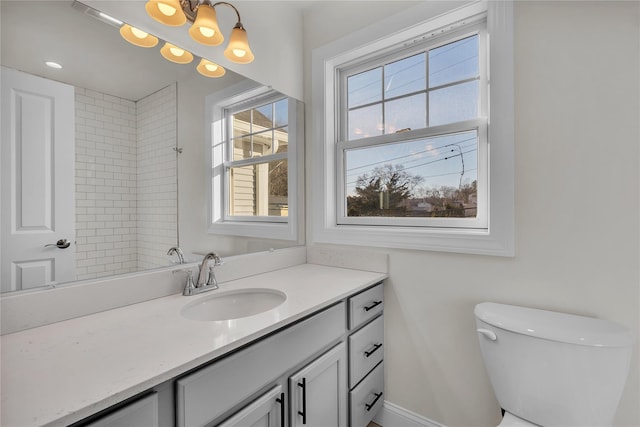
120;24;159;48
223;23;254;64
145;0;186;26
196;58;225;78
189;3;223;46
144;0;254;64
160;42;194;64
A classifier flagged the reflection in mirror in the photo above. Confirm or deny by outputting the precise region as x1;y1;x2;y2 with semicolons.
0;0;233;294
1;0;303;296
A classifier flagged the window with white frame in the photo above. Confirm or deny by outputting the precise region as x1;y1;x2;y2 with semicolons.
207;83;303;241
311;1;514;255
225;95;290;220
338;27;487;229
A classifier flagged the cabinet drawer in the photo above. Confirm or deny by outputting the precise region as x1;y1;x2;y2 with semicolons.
176;303;346;427
349;315;383;388
349;362;384;427
348;283;383;330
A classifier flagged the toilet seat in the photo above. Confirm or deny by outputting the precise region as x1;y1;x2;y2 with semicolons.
498;412;540;427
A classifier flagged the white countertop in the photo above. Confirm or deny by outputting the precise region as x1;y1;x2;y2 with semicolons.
1;264;386;427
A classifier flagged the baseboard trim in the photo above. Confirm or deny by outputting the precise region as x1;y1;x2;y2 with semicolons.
373;401;446;427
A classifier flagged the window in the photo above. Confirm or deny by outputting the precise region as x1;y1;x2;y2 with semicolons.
226;96;289;220
338;28;487;229
207;82;303;241
311;1;514;255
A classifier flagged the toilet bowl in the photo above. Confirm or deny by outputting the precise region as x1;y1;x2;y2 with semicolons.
475;302;634;427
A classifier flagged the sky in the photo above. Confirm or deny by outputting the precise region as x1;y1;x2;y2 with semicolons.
344;34;480;196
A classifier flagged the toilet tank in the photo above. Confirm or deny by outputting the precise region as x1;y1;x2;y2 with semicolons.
475;303;634;427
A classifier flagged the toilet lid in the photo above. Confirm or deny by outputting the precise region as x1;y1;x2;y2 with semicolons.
498;412;540;427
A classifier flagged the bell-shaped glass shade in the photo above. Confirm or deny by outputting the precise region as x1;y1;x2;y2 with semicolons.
188;4;224;46
120;24;159;48
196;59;226;78
145;0;186;26
223;25;254;64
160;42;194;64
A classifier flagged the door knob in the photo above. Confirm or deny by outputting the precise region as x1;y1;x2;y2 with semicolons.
44;239;71;249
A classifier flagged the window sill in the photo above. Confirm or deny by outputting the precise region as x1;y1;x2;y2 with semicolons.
208;221;298;241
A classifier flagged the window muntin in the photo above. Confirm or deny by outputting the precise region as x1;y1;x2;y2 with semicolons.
225;96;289;220
338;27;486;228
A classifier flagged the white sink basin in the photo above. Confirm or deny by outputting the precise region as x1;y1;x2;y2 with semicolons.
181;288;287;321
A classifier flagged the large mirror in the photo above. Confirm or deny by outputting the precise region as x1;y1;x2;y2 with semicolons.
0;0;303;294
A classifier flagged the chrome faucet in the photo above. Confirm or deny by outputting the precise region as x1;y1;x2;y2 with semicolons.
183;252;223;296
167;247;185;264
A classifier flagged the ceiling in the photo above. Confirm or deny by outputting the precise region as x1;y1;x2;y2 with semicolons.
0;0;240;101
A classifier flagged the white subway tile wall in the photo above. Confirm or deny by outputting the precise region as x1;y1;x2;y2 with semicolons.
74;84;177;280
136;84;178;269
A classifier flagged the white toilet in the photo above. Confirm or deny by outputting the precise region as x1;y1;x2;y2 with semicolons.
475;302;634;427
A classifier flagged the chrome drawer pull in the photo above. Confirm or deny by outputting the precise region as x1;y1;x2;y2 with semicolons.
363;300;382;312
364;343;382;358
365;392;383;412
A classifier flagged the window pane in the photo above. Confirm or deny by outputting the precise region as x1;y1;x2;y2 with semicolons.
274;99;288;127
384;93;426;134
429;35;479;88
252;130;273;157
384;53;426;99
253;104;273;128
345;131;477;218
348;68;382;108
232;135;252;161
275;126;288;154
228;160;289;217
232;110;251;138
349;104;383;140
429;80;478;126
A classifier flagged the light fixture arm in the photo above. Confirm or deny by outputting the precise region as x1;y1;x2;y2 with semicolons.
180;0;243;26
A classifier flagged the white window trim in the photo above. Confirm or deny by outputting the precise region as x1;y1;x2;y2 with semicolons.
311;0;514;256
206;80;304;242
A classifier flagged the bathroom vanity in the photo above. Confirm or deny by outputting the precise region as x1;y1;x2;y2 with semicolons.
0;263;386;427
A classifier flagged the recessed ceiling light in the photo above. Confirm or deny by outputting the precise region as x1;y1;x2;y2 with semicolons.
45;61;63;69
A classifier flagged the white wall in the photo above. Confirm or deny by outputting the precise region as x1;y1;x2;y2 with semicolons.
304;1;639;426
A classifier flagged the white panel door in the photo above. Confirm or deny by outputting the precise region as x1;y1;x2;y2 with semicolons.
1;66;75;292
